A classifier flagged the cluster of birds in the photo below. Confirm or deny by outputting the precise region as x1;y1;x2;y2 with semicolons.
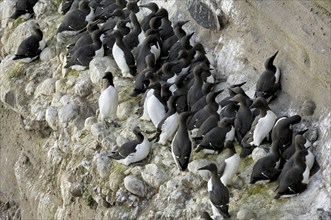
10;0;318;219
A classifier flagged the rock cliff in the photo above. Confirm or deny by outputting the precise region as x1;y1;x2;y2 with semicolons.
0;0;330;219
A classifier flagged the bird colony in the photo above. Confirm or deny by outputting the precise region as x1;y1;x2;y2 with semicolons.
1;0;322;219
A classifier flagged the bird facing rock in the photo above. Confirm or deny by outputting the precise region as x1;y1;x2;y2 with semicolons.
255;51;281;102
13;22;45;63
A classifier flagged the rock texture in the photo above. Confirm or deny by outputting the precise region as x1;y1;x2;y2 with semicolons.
0;0;330;219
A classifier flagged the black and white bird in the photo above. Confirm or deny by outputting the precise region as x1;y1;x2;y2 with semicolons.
154;95;180;145
112;30;137;78
255;51;281;102
198;163;230;218
171;111;194;171
108;126;151;166
64;29;105;70
278;135;314;186
145;82;167;129
10;0;38;19
230;93;254;144
13;22;45;63
241;97;277;157
195;117;235;154
271;115;302;152
98;72;118;127
250;140;281;184
57;0;95;35
219;141;240;186
275;135;312;199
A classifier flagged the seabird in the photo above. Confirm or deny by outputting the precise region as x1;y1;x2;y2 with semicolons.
171;111;194;171
98;72;118;127
241;97;277;157
108;126;151;166
255;51;281;102
250;140;281;184
198;163;230;218
13;22;45;63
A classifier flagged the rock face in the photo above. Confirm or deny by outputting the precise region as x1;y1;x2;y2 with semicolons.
0;0;330;220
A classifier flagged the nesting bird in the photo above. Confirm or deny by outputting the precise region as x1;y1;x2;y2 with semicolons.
13;22;45;63
64;29;106;70
10;0;38;19
250;140;281;184
57;0;95;35
108;126;151;166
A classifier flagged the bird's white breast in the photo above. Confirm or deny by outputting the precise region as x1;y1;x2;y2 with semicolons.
158;113;179;145
140;89;153;121
113;43;130;76
225;126;235;141
252;110;277;146
99;86;118;120
302;150;314;184
221;154;240;186
146;95;166;128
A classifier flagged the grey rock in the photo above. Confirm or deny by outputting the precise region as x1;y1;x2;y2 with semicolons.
70;182;85;197
72;144;85;156
115;188;130;204
25;81;35;96
3;90;16;108
251;146;269;162
84;116;98;131
58;103;79;124
101;136;117;151
128;166;143;176
55;79;66;93
141;164;167;188
304;127;319;143
117;101;133;120
94;151;112;178
169;188;189;204
90;123;107;141
33;1;47;18
59;94;77;105
89;57;117;85
45;106;58;130
180;172;204;191
75;78;92;97
188;159;213;181
237;208;256;220
186;0;225;30
39;47;55;61
47;144;63;168
301;100;316;116
124;175;146;197
0;1;15;28
34;78;56;98
109;171;125;192
30;102;45;121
